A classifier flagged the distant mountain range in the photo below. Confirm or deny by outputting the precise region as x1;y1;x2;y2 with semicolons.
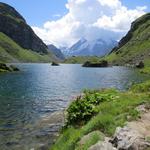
62;38;117;57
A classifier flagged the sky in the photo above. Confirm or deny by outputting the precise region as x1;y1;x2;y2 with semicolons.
1;0;150;47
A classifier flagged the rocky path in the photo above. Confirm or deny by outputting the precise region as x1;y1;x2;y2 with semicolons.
89;104;150;150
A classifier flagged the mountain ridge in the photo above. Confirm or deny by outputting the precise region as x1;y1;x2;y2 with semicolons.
0;2;48;54
106;13;150;67
64;38;117;56
48;44;65;60
0;2;59;62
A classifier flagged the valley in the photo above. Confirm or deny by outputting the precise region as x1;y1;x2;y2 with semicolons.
0;1;150;150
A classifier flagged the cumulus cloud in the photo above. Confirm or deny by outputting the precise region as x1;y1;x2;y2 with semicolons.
52;14;62;18
32;0;147;47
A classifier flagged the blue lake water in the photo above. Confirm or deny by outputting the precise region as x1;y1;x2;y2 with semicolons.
0;64;148;150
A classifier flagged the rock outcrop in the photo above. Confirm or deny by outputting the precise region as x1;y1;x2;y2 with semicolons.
0;63;19;72
136;61;144;68
108;13;150;66
51;62;60;66
111;126;149;150
88;104;150;150
111;13;150;53
78;131;103;147
0;2;48;54
89;138;117;150
82;60;108;67
110;104;150;150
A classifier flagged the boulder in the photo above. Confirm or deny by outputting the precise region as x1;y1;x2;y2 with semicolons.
111;126;150;150
78;131;103;146
0;63;11;71
51;62;59;66
0;63;19;72
10;65;20;71
136;61;144;68
89;137;117;150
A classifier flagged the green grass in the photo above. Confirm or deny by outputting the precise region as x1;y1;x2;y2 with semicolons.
0;68;8;72
140;58;150;74
105;13;150;66
140;67;150;74
103;13;150;75
51;81;150;150
63;56;102;64
0;32;53;63
130;80;150;92
75;131;103;150
51;14;150;149
0;3;25;23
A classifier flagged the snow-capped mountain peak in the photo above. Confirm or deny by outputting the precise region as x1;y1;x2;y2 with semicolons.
64;38;117;56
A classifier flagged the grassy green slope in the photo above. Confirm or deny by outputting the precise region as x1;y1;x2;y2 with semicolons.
63;56;101;64
106;13;150;67
51;81;150;150
0;32;53;63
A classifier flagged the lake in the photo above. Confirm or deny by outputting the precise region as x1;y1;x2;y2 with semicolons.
0;64;148;150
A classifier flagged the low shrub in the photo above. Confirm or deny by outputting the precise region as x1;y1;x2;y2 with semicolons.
66;90;118;125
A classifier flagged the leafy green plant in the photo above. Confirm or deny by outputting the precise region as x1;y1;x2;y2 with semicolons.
52;87;150;150
66;90;118;125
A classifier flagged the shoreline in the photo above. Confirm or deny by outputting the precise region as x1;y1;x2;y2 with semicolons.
51;80;150;150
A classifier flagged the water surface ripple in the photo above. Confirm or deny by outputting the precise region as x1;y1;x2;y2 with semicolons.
0;64;148;150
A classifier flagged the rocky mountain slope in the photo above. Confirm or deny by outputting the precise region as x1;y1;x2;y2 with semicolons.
0;2;57;62
0;32;53;63
107;13;150;66
48;44;65;60
65;38;117;56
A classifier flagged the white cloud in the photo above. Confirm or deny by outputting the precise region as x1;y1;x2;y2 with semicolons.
32;0;147;47
53;14;62;18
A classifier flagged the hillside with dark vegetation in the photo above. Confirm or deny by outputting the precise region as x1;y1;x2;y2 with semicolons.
0;2;58;62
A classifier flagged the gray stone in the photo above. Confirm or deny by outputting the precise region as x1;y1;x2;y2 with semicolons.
79;131;103;146
111;126;150;150
135;61;144;68
89;138;117;150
